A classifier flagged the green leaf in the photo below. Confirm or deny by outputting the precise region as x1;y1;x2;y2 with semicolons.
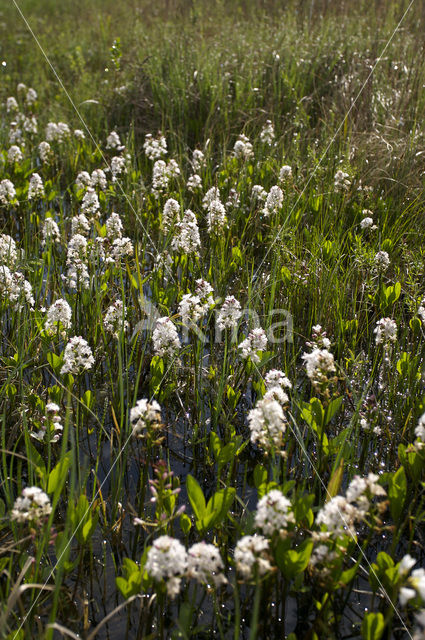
180;512;192;535
186;475;206;521
276;539;313;579
47;452;72;494
324;396;343;425
200;487;236;531
326;458;344;500
253;464;268;489
47;351;62;372
361;612;385;640
292;494;315;527
210;431;222;459
388;466;407;523
27;442;47;487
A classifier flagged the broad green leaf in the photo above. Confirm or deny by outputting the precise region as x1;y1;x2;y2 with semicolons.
388;466;407;523
47;452;72;494
361;612;385;640
186;475;206;521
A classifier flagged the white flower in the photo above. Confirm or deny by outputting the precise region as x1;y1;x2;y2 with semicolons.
31;402;63;443
8;122;23;145
106;130;124;151
7;145;23;163
179;293;204;328
41;217;60;246
195;279;215;310
187;542;227;587
187;174;202;192
130;398;162;437
400;586;417;607
74;129;85;140
11;487;52;524
28;173;44;200
104;300;128;337
0;266;34;310
302;348;336;385
22;115;37;135
415;413;425;447
260;120;275;145
251;185;267;201
171;210;201;255
254;490;294;535
162;198;181;232
152;159;169;191
316;495;358;539
105;212;123;240
264;369;292;390
45;299;72;335
75;171;92;191
234;535;271;580
45;121;70;143
191;149;205;172
110;155;127;181
238;328;267;363
91;168;107;191
26;87;37;105
248;397;287;453
216;296;242;330
110;237;133;261
374;250;390;272
0;180;16;205
0;234;17;266
202;187;220;210
38;141;52;164
400;568;425;606
233;134;253;159
263;386;289;404
71;214;90;236
345;473;386;516
399;555;417;576
81;187;100;216
60;336;94;375
152;317;181;358
206;199;227;234
374;318;397;345
334;170;351;192
360;217;374;229
263;185;283;216
143;133;167;160
279;165;292;180
145;536;187;598
6;96;18;113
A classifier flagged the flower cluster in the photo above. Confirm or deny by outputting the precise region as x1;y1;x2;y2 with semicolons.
263;185;283;216
103;300;128;337
216;296;242;330
60;336;95;375
143;133;167;160
238;327;268;363
374;318;397;346
248;396;287;454
254;489;294;535
130;398;162;438
171;210;201;255
11;487;52;524
234;535;272;580
45;299;72;335
152;317;181;358
145;535;188;598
